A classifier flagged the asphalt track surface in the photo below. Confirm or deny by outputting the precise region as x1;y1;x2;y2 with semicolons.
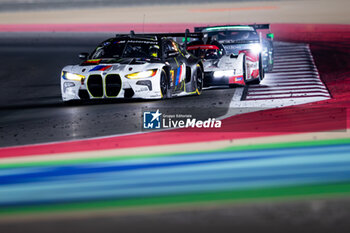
0;33;235;147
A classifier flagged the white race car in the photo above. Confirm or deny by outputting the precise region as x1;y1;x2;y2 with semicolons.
187;42;247;86
191;24;274;86
61;32;204;102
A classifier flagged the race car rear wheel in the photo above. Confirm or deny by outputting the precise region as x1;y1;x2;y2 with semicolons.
160;69;169;99
259;54;265;81
195;64;203;95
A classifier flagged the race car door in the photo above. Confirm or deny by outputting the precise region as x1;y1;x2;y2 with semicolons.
163;39;185;93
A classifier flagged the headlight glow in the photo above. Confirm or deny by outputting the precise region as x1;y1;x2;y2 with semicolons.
126;69;157;79
62;71;85;81
251;44;262;54
213;70;235;78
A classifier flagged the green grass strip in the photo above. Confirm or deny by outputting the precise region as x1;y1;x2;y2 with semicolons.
2;182;350;216
1;137;350;169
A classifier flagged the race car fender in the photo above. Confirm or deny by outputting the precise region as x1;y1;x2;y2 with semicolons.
239;50;259;62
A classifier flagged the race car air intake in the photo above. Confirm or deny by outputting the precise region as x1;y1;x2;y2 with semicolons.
87;75;103;98
105;74;122;97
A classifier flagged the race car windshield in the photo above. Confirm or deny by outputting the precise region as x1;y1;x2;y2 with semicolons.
90;40;160;59
207;31;259;43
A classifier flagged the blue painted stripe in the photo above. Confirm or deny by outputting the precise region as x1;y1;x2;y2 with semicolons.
89;65;106;72
175;66;180;85
1;143;350;207
1;144;350;185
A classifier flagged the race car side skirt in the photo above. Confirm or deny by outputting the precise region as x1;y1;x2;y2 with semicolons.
229;75;245;85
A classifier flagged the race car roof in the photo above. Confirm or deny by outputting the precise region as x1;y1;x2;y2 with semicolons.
115;31;203;41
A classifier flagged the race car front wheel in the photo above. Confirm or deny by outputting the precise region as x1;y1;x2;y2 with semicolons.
160;69;169;99
195;64;203;95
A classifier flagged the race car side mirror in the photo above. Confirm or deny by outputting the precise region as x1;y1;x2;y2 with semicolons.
79;53;89;60
230;54;238;59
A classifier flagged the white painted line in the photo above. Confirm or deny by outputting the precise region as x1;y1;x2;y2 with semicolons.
272;62;312;66
265;77;321;81
219;42;331;119
274;58;312;63
260;81;324;85
267;74;319;78
268;71;318;75
275;55;309;58
246;93;330;99
273;64;314;68
229;96;329;109
247;89;329;95
248;85;327;90
272;68;317;72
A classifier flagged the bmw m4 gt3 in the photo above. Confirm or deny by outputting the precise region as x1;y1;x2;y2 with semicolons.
60;32;203;102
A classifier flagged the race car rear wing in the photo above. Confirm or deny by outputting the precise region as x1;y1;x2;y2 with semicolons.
116;29;203;49
194;24;270;32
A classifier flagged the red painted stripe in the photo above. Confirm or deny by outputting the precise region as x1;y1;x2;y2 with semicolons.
0;23;202;33
0;23;348;43
100;65;112;71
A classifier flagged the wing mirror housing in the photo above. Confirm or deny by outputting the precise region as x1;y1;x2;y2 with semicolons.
79;52;89;60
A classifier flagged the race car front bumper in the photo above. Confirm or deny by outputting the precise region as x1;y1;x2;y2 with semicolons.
204;72;245;86
61;72;162;101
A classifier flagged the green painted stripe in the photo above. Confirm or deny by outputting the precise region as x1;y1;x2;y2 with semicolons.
1;182;350;216
221;137;350;152
1;137;350;169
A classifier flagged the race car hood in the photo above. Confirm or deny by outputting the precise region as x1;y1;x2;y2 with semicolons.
203;55;242;72
222;43;260;55
63;58;163;75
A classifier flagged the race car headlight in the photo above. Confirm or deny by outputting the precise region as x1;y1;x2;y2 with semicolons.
251;44;262;54
62;71;85;81
213;70;235;78
126;69;157;79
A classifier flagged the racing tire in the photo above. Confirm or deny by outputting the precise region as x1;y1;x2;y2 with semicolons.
249;54;264;85
195;65;203;95
160;69;170;99
258;54;265;80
